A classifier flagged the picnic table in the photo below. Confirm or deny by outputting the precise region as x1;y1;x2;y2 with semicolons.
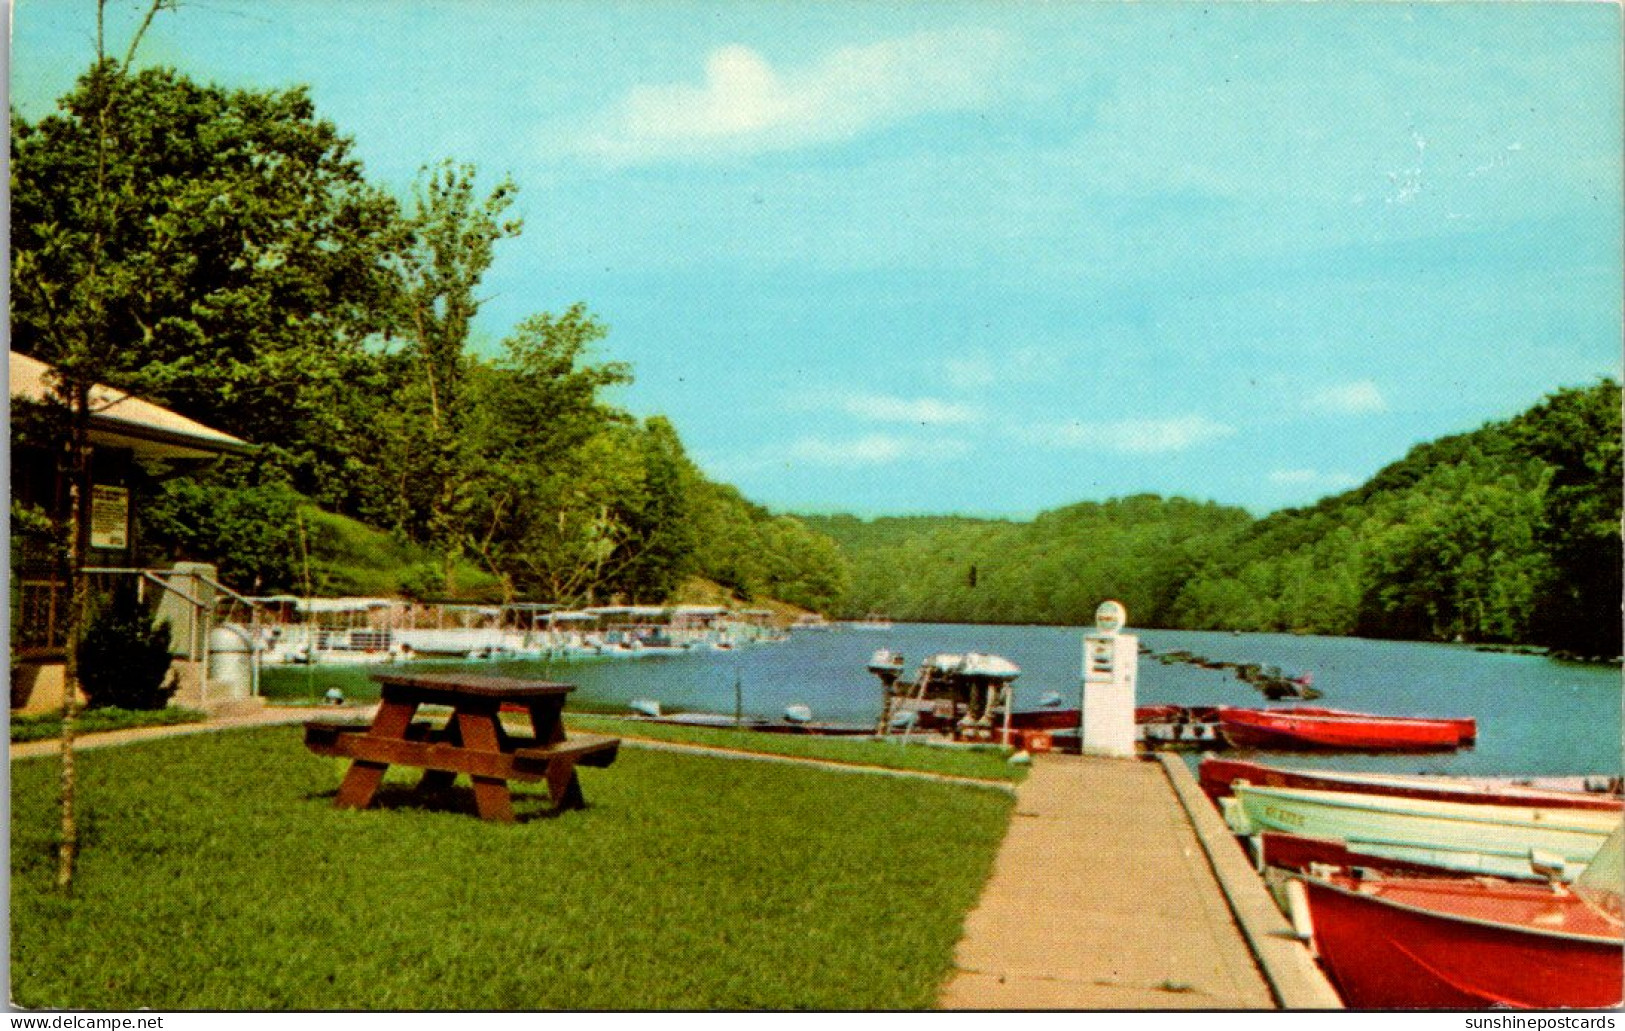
303;672;619;822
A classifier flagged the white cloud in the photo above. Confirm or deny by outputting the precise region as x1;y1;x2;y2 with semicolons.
1268;468;1361;490
841;393;982;426
576;28;1009;163
1304;379;1387;415
787;433;970;467
1016;415;1236;454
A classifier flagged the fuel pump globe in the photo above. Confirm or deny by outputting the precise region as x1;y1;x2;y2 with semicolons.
1094;600;1127;635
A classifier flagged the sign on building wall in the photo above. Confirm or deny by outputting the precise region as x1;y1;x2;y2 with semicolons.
90;485;130;550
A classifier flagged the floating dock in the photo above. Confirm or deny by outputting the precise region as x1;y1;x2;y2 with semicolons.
939;752;1341;1010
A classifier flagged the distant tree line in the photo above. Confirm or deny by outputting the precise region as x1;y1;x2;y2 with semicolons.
808;381;1622;660
11;62;849;612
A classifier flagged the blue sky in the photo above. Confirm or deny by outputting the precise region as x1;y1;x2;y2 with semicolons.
11;1;1622;518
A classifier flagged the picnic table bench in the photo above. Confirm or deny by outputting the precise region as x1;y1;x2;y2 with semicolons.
303;672;619;822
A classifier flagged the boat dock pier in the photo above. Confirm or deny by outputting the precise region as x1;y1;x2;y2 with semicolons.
940;752;1341;1010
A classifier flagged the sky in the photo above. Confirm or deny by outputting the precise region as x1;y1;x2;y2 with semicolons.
9;0;1622;519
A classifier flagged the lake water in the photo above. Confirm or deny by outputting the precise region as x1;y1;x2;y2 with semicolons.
263;622;1622;778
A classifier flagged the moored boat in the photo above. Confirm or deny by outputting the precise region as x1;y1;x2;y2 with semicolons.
1255;830;1488;880
622;699;875;737
1217;706;1473;751
1224;783;1620;880
1200;757;1624;811
1289;827;1624;1009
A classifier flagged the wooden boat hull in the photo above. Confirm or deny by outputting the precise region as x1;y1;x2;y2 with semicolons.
1218;707;1470;751
1299;874;1623;1009
1200;757;1624;812
1227;784;1620;880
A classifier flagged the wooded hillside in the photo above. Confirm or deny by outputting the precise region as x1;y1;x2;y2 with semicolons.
809;381;1622;658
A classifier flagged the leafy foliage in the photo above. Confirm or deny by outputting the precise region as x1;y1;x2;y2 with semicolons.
806;496;1249;627
11;63;401;489
75;582;175;710
140;473;304;593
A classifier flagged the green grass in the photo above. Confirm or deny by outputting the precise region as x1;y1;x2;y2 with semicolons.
11;727;1013;1009
10;706;209;743
299;506;502;600
565;714;1029;783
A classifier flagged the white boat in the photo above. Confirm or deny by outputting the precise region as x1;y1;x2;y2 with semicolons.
958;652;1021;679
1223;783;1620;881
845;613;894;631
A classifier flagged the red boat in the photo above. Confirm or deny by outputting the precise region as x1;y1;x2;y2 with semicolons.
1282;705;1477;744
1199;757;1624;811
1295;868;1624;1008
1217;706;1473;751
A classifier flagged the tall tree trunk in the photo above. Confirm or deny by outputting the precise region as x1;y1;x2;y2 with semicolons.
57;385;93;890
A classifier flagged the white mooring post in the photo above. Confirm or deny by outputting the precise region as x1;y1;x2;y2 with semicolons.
1080;599;1138;758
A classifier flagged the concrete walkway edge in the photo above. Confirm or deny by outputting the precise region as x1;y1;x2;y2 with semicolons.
1157;753;1343;1009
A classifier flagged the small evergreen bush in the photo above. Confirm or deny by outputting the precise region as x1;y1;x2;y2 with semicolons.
76;582;177;710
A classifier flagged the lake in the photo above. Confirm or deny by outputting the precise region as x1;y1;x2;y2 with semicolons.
263;622;1622;778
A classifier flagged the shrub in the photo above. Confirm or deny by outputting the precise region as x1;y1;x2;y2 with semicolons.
76;582;177;710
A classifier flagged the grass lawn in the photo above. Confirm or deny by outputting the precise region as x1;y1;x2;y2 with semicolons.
11;727;1013;1009
564;714;1028;783
10;706;209;743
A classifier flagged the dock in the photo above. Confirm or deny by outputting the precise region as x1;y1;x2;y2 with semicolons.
940;752;1341;1010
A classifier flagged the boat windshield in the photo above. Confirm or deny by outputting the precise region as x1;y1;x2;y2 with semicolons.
1574;822;1624;920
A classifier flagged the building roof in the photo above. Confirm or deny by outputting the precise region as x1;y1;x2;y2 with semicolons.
10;350;252;459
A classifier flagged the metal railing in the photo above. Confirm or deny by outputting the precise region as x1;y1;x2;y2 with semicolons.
79;567;265;701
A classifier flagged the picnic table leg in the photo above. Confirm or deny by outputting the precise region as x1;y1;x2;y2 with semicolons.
455;709;515;823
528;697;587;810
335;698;417;810
545;759;587;812
417;718;460;794
527;698;569;746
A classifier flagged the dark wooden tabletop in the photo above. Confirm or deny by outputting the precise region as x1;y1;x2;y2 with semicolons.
370;672;576;699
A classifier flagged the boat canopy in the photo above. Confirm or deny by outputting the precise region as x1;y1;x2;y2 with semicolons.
294;597;394;614
960;652;1021;679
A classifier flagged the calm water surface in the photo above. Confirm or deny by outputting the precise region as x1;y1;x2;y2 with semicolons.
264;622;1622;777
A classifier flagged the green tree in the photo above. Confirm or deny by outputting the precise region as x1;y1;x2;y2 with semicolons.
1513;381;1624;657
379;161;521;589
11;61;402;500
458;305;632;600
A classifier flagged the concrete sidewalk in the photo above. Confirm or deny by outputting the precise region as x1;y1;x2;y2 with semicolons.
939;752;1327;1010
9;705;321;760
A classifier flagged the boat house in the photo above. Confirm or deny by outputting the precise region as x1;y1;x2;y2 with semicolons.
9;350;252;714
